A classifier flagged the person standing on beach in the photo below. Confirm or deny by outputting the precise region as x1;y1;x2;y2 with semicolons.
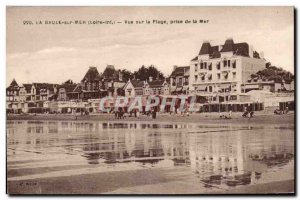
152;108;157;119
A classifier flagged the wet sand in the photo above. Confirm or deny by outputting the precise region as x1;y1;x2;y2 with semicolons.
7;113;295;195
8;167;294;194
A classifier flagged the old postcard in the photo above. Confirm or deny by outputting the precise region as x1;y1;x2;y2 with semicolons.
6;6;295;195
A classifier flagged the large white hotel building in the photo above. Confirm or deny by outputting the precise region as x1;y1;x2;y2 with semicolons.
189;38;266;102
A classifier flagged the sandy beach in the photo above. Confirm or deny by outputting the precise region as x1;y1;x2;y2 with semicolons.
6;111;295;126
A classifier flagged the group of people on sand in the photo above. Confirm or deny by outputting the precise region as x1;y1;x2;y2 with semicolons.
242;107;254;118
169;107;190;117
219;110;232;119
219;108;255;119
114;108;158;119
274;107;289;115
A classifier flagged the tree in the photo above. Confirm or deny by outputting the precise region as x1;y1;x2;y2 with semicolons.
64;79;74;84
266;62;271;68
133;65;165;81
121;69;134;82
255;64;294;82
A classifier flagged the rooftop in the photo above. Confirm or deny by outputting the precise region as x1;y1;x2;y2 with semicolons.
82;66;101;82
130;79;145;88
148;80;166;88
170;66;190;77
192;38;251;61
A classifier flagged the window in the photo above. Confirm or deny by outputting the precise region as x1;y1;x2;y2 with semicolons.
217;62;220;70
201;75;205;81
208;74;212;81
227;60;231;67
195;75;198;82
195;65;198;72
224;73;229;80
209;86;213;92
232;60;236;68
208;63;212;70
223;60;227;67
232;72;236;79
200;63;203;69
178;78;182;86
217;73;221;80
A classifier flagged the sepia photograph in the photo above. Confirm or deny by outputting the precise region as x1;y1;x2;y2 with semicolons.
6;6;295;195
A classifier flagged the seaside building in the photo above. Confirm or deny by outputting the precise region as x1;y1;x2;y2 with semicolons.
57;82;79;101
6;79;20;102
80;67;103;100
244;77;294;93
169;66;190;95
7;81;57;103
123;79;145;98
78;65;126;99
123;77;170;98
100;65;126;97
144;77;170;96
189;38;266;103
19;84;33;102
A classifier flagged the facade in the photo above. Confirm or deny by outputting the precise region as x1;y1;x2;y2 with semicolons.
144;78;170;96
80;66;126;100
6;79;20;102
123;79;145;98
7;80;57;102
19;84;33;102
81;66;103;100
100;65;126;97
24;83;58;102
57;83;78;101
35;83;58;101
244;77;295;93
169;66;190;95
189;39;266;102
123;77;170;97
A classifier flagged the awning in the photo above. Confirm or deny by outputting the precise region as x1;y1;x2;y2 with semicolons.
199;73;205;77
245;84;259;89
219;84;231;89
197;85;207;91
175;87;183;92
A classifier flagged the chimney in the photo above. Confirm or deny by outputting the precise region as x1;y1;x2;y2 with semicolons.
259;51;264;59
173;65;178;71
249;45;254;58
149;76;153;82
118;70;123;81
219;45;223;51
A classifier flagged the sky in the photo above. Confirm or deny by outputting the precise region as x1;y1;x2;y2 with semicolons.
6;6;294;86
